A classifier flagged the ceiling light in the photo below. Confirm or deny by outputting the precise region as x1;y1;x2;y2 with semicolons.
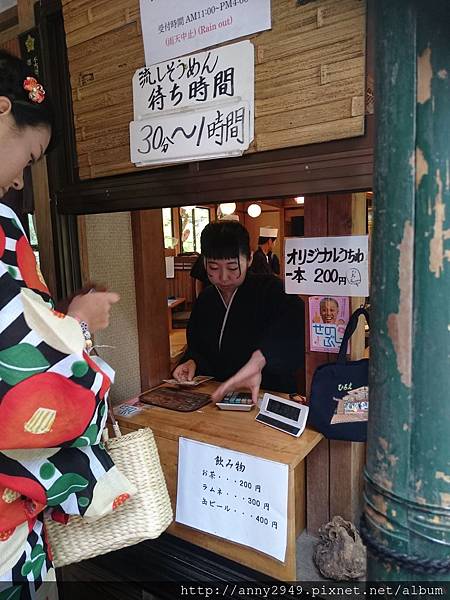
294;196;305;204
219;202;236;215
247;203;262;218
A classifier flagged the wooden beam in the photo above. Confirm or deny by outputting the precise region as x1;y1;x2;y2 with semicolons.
57;116;374;215
131;209;171;391
31;158;58;296
0;1;59;299
0;6;18;33
327;192;367;525
304;193;330;534
17;0;34;31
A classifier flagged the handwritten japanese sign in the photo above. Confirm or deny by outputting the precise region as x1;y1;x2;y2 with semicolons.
176;438;288;561
309;296;350;353
133;41;254;130
139;0;271;64
284;236;369;297
130;42;254;166
130;100;250;165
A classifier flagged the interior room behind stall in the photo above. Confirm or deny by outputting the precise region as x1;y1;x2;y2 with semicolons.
163;199;306;380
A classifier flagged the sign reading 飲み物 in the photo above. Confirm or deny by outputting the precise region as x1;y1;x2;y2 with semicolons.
284;236;369;297
139;0;271;64
130;41;254;166
176;438;288;561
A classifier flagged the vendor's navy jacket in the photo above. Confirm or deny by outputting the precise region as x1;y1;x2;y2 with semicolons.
182;273;305;393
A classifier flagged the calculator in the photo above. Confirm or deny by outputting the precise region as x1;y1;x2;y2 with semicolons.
216;392;255;411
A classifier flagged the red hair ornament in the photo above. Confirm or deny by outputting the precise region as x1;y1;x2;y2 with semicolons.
23;76;46;104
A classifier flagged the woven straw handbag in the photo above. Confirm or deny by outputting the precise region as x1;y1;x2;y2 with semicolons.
45;421;173;568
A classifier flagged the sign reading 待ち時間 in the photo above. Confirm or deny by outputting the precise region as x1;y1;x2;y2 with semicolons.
139;0;271;65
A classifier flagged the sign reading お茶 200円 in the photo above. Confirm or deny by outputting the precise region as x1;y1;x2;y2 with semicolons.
284;235;369;297
139;0;271;65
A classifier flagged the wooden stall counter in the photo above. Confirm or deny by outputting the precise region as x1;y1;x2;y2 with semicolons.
115;382;323;580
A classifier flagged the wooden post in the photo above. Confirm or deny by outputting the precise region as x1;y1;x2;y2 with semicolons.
131;209;171;391
0;0;59;296
366;0;450;579
305;192;367;533
329;192;367;523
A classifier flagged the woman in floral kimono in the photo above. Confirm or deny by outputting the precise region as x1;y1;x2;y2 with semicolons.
0;50;134;599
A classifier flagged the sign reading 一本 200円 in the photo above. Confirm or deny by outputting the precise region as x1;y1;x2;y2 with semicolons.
284;235;369;297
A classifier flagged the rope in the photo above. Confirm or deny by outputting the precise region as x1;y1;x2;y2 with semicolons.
360;514;450;575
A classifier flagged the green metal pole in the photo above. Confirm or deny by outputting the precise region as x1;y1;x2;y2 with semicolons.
365;0;450;580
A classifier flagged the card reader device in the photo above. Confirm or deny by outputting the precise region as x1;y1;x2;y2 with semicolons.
255;393;309;437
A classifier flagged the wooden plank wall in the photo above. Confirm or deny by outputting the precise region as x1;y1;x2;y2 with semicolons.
304;191;367;533
62;0;367;180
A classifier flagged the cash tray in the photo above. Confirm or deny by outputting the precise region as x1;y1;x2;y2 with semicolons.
139;386;211;412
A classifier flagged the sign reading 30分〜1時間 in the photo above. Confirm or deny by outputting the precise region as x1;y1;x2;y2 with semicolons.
284;235;369;297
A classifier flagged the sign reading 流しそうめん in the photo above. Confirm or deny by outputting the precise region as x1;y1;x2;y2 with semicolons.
176;438;288;561
132;41;254;126
284;236;369;297
139;0;271;64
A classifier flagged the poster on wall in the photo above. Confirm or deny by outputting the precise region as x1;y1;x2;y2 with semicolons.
284;235;369;297
139;0;271;65
176;438;288;561
309;296;350;354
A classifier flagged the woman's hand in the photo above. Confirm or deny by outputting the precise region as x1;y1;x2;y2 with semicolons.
211;350;266;405
67;291;120;333
173;359;196;382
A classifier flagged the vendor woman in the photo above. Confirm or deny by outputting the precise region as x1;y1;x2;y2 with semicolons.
173;220;305;403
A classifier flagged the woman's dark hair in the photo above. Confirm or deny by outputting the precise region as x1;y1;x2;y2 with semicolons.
201;220;251;260
0;50;55;148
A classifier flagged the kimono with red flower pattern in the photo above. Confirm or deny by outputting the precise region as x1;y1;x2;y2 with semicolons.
0;204;134;599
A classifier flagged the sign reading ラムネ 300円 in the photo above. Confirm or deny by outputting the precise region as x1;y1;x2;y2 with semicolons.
139;0;271;65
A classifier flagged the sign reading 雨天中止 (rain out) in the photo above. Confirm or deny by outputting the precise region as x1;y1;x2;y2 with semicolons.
139;0;271;64
130;41;254;166
284;236;369;297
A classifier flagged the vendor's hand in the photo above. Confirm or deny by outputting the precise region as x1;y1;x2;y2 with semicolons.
211;350;266;405
173;359;196;382
67;291;120;333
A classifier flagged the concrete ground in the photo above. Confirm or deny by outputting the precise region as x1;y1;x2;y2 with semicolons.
296;532;327;581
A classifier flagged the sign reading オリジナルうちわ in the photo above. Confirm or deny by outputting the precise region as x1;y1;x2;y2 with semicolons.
176;438;288;561
284;236;369;297
139;0;271;65
130;41;254;166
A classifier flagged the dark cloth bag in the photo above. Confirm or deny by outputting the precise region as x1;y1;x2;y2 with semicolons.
308;307;369;442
